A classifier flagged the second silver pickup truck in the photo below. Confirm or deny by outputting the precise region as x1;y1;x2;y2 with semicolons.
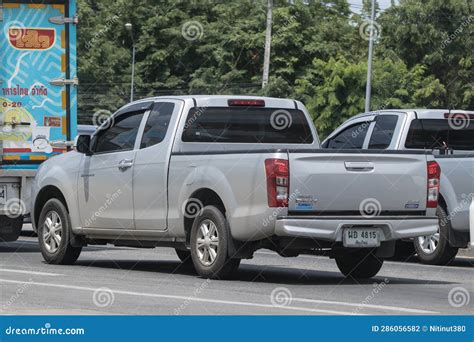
31;96;439;279
323;109;474;265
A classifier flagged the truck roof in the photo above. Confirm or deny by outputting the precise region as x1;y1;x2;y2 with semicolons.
350;109;474;120
125;95;300;109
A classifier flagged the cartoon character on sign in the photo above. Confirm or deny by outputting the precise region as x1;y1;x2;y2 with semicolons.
30;122;52;153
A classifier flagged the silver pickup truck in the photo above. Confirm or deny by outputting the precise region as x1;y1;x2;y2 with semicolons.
31;96;439;279
323;109;474;265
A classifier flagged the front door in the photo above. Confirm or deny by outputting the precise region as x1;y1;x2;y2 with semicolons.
77;104;149;229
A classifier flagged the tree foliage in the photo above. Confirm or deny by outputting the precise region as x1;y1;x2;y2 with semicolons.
77;0;473;138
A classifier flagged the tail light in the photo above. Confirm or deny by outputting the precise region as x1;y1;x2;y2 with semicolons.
427;161;441;208
265;159;289;207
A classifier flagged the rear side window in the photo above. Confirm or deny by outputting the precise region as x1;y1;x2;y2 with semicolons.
326;122;370;149
368;115;398;149
181;107;313;144
405;119;474;150
140;102;175;149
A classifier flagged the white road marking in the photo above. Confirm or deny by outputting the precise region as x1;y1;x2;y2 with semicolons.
0;278;362;315
291;297;437;314
0;269;61;277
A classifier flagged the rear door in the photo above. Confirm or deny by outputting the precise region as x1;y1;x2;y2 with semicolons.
0;0;77;169
288;152;429;214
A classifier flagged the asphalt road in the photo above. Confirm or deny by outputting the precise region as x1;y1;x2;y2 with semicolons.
1;226;472;315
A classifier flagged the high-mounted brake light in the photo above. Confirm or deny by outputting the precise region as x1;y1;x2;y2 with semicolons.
427;161;440;208
265;159;289;207
228;99;265;107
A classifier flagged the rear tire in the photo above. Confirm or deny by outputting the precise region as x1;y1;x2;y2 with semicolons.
190;205;241;279
0;215;23;242
38;198;82;265
414;205;458;265
335;250;384;279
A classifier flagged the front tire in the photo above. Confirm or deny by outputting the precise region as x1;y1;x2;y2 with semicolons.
38;198;82;265
335;249;384;279
414;205;458;265
190;205;240;279
0;215;23;242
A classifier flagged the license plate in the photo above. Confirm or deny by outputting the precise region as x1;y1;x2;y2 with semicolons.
343;228;380;248
0;185;6;205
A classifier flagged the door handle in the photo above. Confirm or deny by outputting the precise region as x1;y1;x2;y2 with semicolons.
344;161;374;172
118;159;134;171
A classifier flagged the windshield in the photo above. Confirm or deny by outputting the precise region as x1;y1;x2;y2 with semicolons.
405;119;474;150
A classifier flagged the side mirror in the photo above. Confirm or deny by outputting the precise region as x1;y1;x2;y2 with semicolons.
74;135;92;156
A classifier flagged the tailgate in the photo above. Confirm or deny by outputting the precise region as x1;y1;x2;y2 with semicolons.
288;151;429;214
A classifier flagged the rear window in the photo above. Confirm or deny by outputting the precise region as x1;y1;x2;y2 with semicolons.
405;119;474;150
181;107;314;144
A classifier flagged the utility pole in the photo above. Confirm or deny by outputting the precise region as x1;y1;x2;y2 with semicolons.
125;23;136;102
262;0;273;89
364;0;375;112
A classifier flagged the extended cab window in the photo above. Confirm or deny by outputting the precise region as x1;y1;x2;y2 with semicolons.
368;115;398;149
181;107;313;144
405;119;474;150
93;111;145;154
140;102;175;149
326;121;370;149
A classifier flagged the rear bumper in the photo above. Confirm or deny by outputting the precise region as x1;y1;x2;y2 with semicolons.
274;216;438;242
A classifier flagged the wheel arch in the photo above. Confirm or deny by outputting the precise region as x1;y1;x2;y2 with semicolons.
183;188;226;244
33;185;69;230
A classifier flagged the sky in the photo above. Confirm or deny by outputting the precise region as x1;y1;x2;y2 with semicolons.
348;0;397;14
